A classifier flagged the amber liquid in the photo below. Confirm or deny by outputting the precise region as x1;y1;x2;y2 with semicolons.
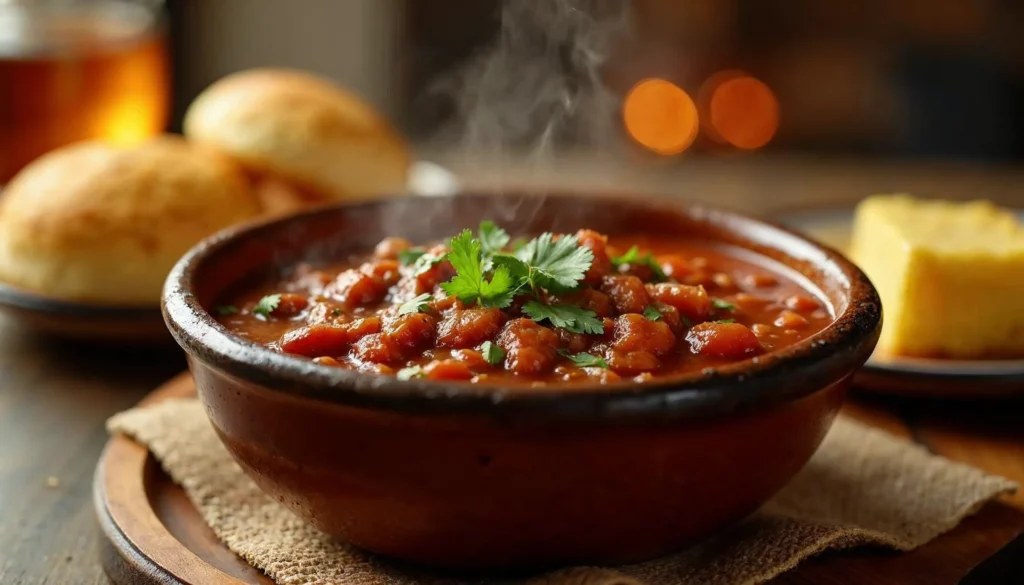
0;4;170;183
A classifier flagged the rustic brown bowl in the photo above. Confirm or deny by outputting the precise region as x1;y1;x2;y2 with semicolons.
162;192;882;571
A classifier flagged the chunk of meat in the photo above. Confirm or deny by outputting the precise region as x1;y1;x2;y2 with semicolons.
383;312;437;351
601;275;651;315
279;317;381;356
560;288;613;318
652;303;684;332
374;237;412;259
606;349;661;374
423;359;474;380
329;268;389;308
362;260;401;286
611;313;676;356
352;333;404;364
555;365;622;383
557;328;591;353
577;229;611;286
647;283;711;323
497;318;560;375
686;322;761;358
268;293;308;318
436;308;505;348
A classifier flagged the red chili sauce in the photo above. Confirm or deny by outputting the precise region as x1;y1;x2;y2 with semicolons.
214;227;833;386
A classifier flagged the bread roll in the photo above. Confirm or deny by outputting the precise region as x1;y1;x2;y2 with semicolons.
183;68;411;201
0;136;262;306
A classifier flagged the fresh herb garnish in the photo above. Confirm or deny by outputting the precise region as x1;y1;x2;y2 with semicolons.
411;251;445;276
398;293;433;316
643;305;662;321
712;298;735;312
396;366;425;380
522;301;604;334
717;318;737;324
253;294;281;318
611;245;669;282
514;233;594;293
398;248;426;266
478;220;510;256
440;230;519;308
437;223;601;331
480;341;506;365
510;237;529;252
558;349;609;369
214;305;238;316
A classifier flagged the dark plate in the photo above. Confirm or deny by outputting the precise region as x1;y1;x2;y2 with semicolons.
774;206;1024;397
0;280;168;343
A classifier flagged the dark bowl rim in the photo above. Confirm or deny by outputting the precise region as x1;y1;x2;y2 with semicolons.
162;191;882;422
0;279;161;320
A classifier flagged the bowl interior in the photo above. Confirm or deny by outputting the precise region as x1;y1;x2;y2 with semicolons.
166;192;881;420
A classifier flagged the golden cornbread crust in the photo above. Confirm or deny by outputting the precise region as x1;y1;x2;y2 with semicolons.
851;194;1024;359
0;137;262;306
183;69;412;201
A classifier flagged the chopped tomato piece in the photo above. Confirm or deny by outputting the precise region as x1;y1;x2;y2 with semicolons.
611;313;676;356
424;359;474;380
601;275;651;314
437;308;505;348
647;283;711;323
577;229;611;286
685;322;760;358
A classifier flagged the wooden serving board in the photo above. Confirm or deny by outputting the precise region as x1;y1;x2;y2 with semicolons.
95;375;1024;585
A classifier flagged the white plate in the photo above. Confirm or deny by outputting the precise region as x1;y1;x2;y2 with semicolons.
774;206;1024;397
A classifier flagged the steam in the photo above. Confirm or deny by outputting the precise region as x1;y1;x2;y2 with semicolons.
426;0;630;233
436;0;629;158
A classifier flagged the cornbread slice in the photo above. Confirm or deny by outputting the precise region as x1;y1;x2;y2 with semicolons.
850;194;1024;358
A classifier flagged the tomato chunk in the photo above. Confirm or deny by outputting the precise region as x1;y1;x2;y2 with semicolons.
497;319;560;375
611;313;675;355
685;322;760;358
423;359;474;380
374;237;412;259
383;312;437;351
279;319;381;357
577;229;611;286
647;283;711;323
437;308;505;348
601;275;651;315
269;293;308;318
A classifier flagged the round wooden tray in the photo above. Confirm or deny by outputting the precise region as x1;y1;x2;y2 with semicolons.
93;373;272;584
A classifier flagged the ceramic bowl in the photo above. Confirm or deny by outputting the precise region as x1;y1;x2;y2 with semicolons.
162;192;882;570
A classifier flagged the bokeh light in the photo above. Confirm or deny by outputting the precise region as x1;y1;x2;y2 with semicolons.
623;78;699;155
700;71;779;150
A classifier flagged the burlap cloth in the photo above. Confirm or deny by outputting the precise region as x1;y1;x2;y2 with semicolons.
108;398;1017;585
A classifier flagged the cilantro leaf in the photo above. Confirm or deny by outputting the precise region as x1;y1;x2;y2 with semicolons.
440;230;519;308
253;294;281;318
611;245;668;282
522;301;604;334
214;305;238;316
398;248;426;266
558;349;609;369
398;293;433;315
396;366;425;380
643;305;662;321
717;318;737;324
510;237;529;252
480;341;506;365
411;251;445;276
478;220;510;255
516;233;593;293
712;298;735;312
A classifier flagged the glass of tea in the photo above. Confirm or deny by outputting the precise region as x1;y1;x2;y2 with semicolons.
0;0;169;183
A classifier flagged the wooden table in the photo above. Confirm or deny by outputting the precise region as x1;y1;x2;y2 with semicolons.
2;157;1023;584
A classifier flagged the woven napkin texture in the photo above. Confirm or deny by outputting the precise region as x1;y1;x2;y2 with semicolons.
108;398;1016;585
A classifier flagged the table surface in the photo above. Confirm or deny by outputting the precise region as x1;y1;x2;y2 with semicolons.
2;157;1024;585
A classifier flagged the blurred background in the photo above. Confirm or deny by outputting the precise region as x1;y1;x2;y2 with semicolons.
3;0;1024;184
